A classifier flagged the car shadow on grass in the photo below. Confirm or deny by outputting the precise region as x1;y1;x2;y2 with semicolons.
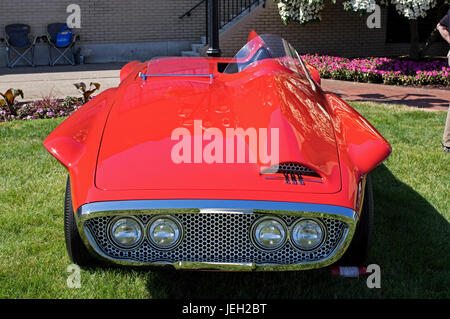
143;164;449;298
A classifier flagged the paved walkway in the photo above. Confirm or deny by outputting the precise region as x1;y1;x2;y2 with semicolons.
321;79;449;111
0;64;448;111
0;64;123;101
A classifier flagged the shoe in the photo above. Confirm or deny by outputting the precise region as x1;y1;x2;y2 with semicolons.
443;143;450;153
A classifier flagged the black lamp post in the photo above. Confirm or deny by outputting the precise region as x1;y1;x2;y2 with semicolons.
206;0;221;57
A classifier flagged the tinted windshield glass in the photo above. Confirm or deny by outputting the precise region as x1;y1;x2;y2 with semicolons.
223;34;301;74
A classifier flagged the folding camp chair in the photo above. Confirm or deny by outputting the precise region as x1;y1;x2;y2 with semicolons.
4;24;37;68
44;23;79;66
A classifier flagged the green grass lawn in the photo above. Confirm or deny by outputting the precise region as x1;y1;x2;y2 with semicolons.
0;102;449;299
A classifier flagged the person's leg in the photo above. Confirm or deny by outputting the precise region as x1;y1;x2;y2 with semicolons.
444;51;450;153
443;105;450;152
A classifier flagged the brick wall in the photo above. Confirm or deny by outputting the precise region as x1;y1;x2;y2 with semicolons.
219;0;447;58
0;0;206;43
0;0;447;59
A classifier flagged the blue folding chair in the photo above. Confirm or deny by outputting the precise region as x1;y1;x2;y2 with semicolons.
43;23;79;66
4;24;37;68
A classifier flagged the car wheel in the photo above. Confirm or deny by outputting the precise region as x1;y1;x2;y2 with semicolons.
337;174;374;266
64;176;94;266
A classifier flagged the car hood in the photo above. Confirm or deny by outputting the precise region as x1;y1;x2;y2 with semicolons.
95;58;341;194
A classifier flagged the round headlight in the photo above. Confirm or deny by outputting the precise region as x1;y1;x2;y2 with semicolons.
148;216;182;249
291;218;325;250
252;218;287;250
109;217;143;248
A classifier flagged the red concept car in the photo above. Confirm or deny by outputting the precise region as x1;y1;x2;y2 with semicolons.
44;33;391;271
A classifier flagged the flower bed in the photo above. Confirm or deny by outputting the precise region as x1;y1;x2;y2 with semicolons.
0;97;81;122
301;54;450;87
0;82;100;122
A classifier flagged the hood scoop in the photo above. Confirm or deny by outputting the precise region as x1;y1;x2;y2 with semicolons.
261;162;323;185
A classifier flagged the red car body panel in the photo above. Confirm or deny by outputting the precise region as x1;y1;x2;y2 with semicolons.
96;58;340;194
44;53;391;218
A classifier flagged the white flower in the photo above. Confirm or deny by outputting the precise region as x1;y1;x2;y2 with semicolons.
390;0;437;19
275;0;438;23
276;0;325;24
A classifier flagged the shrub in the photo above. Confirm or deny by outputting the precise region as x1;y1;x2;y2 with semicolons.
302;54;450;87
0;89;24;119
74;82;101;103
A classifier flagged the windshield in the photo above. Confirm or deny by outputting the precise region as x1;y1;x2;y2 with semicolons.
223;34;305;74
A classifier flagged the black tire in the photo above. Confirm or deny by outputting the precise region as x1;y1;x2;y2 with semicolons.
64;176;94;266
337;174;374;266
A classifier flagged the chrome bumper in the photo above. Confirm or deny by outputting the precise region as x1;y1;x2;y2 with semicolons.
76;199;358;271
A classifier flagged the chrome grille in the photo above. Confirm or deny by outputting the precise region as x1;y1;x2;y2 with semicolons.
84;213;347;265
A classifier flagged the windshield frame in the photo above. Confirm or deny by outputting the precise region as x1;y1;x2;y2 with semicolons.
222;34;317;90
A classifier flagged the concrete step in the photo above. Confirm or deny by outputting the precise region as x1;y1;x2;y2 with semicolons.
181;50;200;57
191;43;206;53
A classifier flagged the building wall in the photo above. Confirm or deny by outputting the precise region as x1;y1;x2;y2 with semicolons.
0;0;206;43
219;0;448;58
0;0;208;65
0;0;447;65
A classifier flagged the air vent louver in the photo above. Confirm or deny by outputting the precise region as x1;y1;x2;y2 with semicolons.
261;162;321;185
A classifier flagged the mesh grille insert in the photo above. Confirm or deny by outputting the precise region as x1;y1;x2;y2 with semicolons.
275;162;320;176
85;213;347;265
